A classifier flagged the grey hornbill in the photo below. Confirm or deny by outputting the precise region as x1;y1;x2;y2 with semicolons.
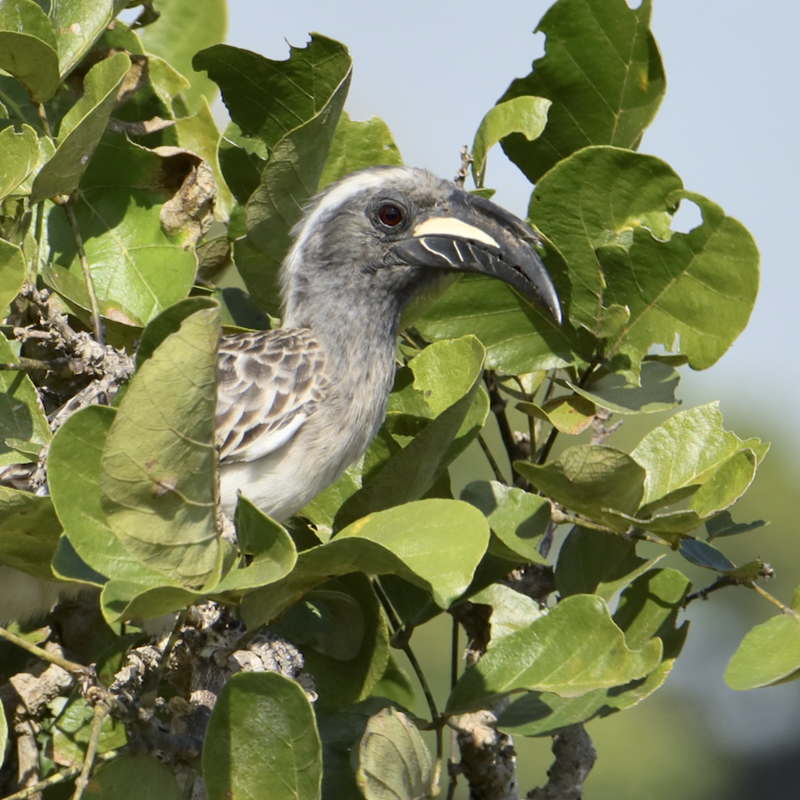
216;166;562;520
0;166;561;624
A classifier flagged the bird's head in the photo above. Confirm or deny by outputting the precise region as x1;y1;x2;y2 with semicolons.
281;166;562;330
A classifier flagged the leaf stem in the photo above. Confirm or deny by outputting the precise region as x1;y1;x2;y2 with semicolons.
747;581;800;621
0;624;89;676
63;202;105;345
36;103;54;140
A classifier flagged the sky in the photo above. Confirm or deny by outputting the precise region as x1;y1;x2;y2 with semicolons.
219;0;800;786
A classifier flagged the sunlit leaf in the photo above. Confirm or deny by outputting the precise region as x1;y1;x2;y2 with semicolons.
139;0;226;112
516;445;645;533
472;96;550;186
320;111;403;189
447;594;662;712
726;615;800;690
632;402;768;507
461;480;550;564
242;500;490;628
499;0;665;182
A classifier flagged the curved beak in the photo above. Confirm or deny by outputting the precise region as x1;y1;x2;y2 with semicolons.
388;190;562;324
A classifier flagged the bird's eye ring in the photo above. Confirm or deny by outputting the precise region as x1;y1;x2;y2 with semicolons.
378;203;404;227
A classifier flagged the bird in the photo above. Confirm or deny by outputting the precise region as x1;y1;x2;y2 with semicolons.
0;166;561;623
214;166;561;520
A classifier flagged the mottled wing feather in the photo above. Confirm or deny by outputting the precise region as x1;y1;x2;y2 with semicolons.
216;329;327;463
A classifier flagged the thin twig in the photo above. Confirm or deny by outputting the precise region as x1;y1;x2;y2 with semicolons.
0;624;89;676
70;702;109;800
484;371;526;480
0;358;66;373
447;618;460;800
63;203;105;345
476;433;507;484
683;575;738;608
141;609;188;709
372;581;442;724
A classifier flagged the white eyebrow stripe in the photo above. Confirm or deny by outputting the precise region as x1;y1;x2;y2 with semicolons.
412;217;500;248
421;239;457;267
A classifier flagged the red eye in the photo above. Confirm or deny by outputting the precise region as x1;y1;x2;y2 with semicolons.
378;204;404;227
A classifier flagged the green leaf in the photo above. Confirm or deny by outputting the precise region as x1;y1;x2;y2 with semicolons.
316;699;395;800
100;580;203;623
0;239;26;312
447;594;662;712
0;123;39;200
99;307;221;588
48;405;183;588
355;707;432;800
0;331;50;467
280;575;390;710
530;149;759;380
678;538;735;573
471;583;545;641
726;615;800;690
0;0;59;103
371;657;415;709
242;500;490;628
516;445;646;533
0;488;62;580
416;249;592;375
49;693;126;764
44;133;199;326
499;0;665;182
89;756;183;800
602;192;760;378
139;0;226;112
319;111;403;189
471;96;551;186
50;0;129;80
555;527;663;601
213;498;297;593
632;402;769;507
203;672;322;800
565;360;680;414
705;511;767;540
518;394;596;435
461;480;550;564
499;569;689;736
195;36;352;315
31;52;131;203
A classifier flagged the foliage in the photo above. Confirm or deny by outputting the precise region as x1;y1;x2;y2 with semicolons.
0;0;790;798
